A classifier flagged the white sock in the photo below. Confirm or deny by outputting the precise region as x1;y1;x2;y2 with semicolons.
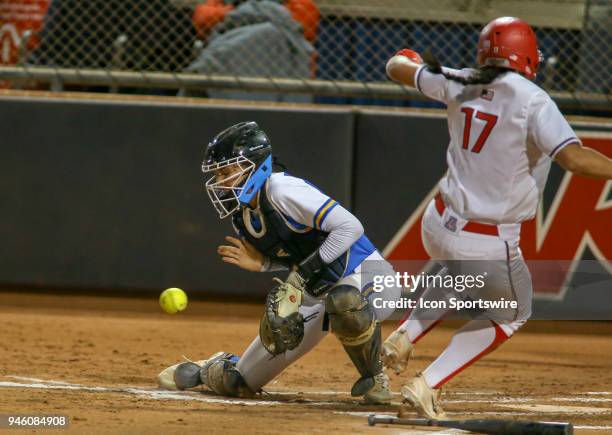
399;316;445;344
423;320;510;389
397;270;453;343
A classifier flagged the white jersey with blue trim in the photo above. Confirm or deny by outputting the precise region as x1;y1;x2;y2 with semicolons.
415;65;580;224
265;172;376;267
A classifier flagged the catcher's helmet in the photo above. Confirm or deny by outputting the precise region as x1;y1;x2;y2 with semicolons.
202;121;273;218
477;17;541;80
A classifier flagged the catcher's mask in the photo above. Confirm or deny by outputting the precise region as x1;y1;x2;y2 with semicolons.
202;121;272;218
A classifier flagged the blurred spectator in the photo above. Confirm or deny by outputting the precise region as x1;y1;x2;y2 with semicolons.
184;0;320;101
192;0;235;40
192;0;319;42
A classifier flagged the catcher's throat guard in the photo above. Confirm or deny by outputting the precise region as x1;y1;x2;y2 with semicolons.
239;154;273;205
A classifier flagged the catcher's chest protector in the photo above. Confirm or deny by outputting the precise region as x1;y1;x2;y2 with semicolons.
233;183;347;284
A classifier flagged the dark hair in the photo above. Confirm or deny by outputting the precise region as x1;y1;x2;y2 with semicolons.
422;49;509;86
272;156;287;171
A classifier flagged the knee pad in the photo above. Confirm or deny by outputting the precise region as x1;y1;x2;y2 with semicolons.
325;285;375;345
202;359;228;395
173;362;203;390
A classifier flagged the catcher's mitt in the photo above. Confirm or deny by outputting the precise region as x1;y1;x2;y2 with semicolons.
259;278;304;355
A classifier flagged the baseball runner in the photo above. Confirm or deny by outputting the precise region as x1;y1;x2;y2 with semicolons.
382;17;612;419
157;121;401;404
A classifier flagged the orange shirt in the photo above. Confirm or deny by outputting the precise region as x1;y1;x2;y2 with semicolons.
192;0;320;42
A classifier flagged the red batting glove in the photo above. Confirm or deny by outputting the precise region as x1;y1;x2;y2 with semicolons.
395;49;423;64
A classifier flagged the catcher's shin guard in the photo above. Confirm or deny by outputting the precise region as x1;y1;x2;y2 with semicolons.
202;354;255;398
325;285;383;397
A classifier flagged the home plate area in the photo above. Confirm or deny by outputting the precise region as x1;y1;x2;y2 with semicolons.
1;376;611;433
0;294;610;434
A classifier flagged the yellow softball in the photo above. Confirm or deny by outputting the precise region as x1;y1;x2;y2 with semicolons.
159;288;188;314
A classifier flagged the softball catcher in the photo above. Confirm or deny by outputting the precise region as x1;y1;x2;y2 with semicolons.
158;121;401;404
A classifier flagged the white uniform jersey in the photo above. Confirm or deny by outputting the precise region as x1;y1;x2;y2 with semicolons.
266;172;366;264
415;65;580;224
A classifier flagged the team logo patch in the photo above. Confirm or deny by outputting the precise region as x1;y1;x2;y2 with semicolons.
444;216;458;232
481;89;495;101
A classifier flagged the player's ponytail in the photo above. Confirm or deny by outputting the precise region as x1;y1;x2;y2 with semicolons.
272;156;287;172
422;49;509;86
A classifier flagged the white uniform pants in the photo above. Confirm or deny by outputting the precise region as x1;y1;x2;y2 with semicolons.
237;251;401;391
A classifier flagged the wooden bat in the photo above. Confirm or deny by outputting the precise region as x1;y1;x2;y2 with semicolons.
367;415;573;435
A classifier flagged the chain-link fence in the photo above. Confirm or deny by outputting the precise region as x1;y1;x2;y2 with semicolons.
0;0;610;107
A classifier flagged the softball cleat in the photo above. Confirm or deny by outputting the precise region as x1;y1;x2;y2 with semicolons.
382;329;414;375
363;372;394;405
398;373;447;420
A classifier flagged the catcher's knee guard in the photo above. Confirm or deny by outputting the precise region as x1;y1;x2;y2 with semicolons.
325;285;383;396
158;357;211;390
171;352;229;390
174;362;203;389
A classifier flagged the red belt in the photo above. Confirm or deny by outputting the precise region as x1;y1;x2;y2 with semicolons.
434;193;499;236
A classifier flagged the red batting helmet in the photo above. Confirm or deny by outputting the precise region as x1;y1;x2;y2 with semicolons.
477;17;541;80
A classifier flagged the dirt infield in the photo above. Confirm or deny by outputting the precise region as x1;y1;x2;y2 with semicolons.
0;292;611;434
